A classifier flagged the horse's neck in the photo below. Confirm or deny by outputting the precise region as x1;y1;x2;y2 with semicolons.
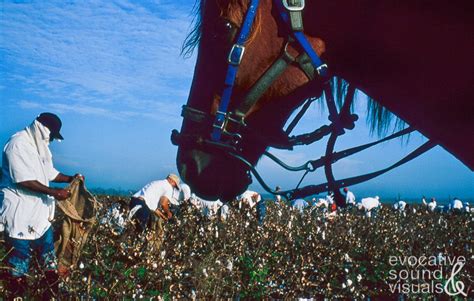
306;0;472;79
304;0;474;168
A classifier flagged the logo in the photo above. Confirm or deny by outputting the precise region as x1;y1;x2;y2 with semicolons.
444;261;467;296
388;255;468;296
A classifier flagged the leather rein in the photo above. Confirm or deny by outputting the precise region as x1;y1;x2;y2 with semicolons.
171;0;436;205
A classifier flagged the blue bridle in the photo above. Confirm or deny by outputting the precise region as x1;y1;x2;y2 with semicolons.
211;0;328;142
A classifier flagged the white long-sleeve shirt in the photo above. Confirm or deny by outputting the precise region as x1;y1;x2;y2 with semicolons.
0;126;59;239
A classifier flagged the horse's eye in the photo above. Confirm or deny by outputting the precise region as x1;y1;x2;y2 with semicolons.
224;21;233;30
212;19;238;44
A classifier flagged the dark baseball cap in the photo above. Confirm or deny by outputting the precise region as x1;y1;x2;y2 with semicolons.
36;112;64;140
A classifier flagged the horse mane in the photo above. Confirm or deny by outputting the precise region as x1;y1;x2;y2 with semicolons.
182;0;403;136
331;78;404;137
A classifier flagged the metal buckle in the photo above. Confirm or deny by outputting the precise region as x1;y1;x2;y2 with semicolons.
316;63;329;77
228;44;246;65
282;0;305;11
213;111;227;130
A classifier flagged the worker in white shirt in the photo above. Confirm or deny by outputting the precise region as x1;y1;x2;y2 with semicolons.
274;186;283;203
129;174;180;232
291;198;309;213
450;197;463;213
343;187;356;208
0;113;83;298
188;193;223;218
422;197;437;212
393;200;407;212
357;196;381;218
238;190;266;225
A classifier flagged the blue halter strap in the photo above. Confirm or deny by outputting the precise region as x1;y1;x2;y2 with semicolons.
211;0;260;141
211;0;328;142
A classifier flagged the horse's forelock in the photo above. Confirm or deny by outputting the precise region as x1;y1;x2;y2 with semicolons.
182;0;263;57
181;0;204;58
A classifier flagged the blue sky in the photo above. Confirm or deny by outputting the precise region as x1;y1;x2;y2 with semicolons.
1;1;472;200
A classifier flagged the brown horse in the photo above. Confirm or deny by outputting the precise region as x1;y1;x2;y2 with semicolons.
175;0;474;200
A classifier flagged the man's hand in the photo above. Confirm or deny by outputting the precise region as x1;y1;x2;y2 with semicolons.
50;188;71;201
159;196;173;220
154;209;168;220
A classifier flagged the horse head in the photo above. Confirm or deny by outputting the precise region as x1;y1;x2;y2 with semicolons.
174;0;327;200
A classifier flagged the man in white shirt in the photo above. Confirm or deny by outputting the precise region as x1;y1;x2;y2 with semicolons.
129;174;180;232
393;200;407;212
192;195;224;218
238;190;266;225
291;198;309;213
423;197;437;212
343;187;356;208
450;197;463;213
357;196;381;218
274;186;282;203
0;113;83;298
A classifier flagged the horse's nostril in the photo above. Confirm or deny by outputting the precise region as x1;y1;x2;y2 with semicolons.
190;149;212;175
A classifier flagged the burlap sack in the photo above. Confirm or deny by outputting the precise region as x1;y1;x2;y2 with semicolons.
146;214;164;253
54;178;98;270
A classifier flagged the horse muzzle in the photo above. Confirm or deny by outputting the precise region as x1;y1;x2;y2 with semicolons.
176;145;252;201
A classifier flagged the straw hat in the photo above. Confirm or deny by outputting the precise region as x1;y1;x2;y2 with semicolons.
167;173;180;186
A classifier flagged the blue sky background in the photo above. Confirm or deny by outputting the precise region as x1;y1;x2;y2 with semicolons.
1;1;472;201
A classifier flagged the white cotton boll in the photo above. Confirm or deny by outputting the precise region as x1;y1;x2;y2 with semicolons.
344;268;349;273
79;262;84;269
342;283;346;289
322;231;325;240
357;274;362;282
161;251;166;259
344;253;351;262
288;221;292;228
203;268;208;277
82;277;87;282
227;260;233;272
346;279;353;287
152;263;158;269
